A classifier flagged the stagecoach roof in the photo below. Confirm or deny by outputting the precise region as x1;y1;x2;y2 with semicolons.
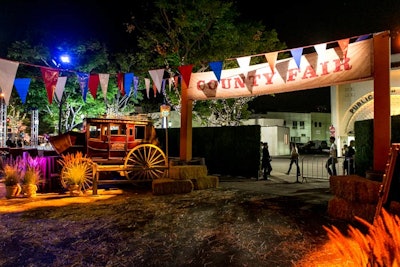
84;114;152;124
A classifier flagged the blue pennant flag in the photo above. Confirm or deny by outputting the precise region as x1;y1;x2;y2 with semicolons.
124;73;134;96
14;78;31;104
209;61;223;82
76;72;89;102
290;48;303;69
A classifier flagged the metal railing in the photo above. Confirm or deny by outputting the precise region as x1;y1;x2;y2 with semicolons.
300;156;353;181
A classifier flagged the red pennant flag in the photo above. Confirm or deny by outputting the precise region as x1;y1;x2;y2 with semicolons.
338;38;350;58
89;74;100;99
152;83;157;97
178;65;193;87
117;72;125;95
40;67;59;104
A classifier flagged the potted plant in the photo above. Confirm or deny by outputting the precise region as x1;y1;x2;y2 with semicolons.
20;165;41;198
2;164;22;198
58;152;93;196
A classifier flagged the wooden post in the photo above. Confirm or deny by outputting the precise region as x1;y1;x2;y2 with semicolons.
180;81;193;162
373;31;391;171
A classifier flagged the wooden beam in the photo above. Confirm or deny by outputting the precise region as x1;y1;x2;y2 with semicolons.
373;31;391;171
180;81;193;161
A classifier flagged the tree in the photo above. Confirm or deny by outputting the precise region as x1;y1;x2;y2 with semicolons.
6;40;146;134
126;0;287;126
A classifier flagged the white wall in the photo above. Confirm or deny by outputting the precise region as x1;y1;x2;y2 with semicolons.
261;126;290;156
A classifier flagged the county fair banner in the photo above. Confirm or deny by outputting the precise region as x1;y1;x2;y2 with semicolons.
187;38;373;100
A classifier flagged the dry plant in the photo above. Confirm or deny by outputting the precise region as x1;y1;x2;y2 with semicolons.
2;164;21;186
58;151;93;189
21;165;41;185
323;208;400;266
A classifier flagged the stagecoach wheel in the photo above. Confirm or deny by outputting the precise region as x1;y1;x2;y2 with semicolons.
124;144;168;181
60;158;94;192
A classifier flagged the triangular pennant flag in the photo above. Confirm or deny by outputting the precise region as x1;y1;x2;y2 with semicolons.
174;76;179;89
264;52;278;73
275;60;290;83
148;68;165;93
117;72;125;95
314;43;327;62
40;67;59;104
124;73;134;97
356;34;371;42
55;76;67;102
152;83;157;97
236;56;251;74
161;79;166;93
290;48;303;69
99;73;109;101
0;58;19;106
209;61;223;82
168;77;174;91
178;65;193;87
133;76;139;98
145;78;150;99
76;72;89;102
14;78;30;104
88;74;100;99
338;38;350;58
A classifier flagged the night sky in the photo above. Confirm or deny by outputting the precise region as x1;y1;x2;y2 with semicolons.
1;1;399;112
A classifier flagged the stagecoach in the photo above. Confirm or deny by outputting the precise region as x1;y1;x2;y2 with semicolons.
49;114;168;193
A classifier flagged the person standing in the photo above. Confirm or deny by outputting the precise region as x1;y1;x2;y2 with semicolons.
261;142;272;179
344;140;356;175
342;144;348;174
286;142;300;176
325;136;338;176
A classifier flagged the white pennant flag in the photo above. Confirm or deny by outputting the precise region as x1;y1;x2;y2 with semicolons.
236;56;251;75
145;78;150;98
314;43;327;63
0;58;19;105
99;73;110;101
148;68;165;93
168;77;174;91
55;76;67;102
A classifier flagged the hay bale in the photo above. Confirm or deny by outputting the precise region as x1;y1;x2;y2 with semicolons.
152;178;193;195
330;175;381;203
191;176;219;190
327;196;376;222
169;165;208;180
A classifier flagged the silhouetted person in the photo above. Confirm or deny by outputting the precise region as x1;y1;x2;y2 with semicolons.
344;140;355;175
261;142;272;179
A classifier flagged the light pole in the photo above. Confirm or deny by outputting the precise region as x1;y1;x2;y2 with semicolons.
53;54;70;135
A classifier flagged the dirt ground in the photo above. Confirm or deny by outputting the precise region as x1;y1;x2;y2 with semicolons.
0;180;352;267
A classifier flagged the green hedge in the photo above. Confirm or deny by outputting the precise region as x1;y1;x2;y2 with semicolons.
355;115;400;176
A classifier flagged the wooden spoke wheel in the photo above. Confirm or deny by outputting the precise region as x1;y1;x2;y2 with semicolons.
60;157;94;192
124;144;168;181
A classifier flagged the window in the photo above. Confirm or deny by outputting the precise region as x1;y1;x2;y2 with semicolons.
135;126;145;139
89;124;101;139
110;125;119;135
292;121;297;129
300;121;305;129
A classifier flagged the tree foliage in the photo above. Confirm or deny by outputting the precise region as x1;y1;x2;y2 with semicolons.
126;0;287;125
6;40;147;135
